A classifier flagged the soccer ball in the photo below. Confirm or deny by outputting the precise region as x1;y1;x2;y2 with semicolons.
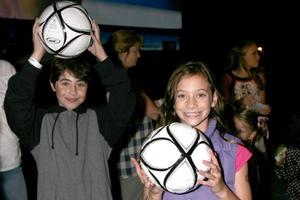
140;122;212;194
38;1;92;59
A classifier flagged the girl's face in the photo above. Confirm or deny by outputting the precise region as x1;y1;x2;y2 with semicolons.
233;117;256;142
50;70;88;110
119;42;141;69
174;74;217;132
243;44;260;69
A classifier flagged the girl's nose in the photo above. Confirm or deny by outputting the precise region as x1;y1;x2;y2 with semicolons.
187;97;197;107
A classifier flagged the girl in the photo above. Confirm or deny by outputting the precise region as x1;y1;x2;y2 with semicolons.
222;40;271;116
133;61;252;200
233;106;271;199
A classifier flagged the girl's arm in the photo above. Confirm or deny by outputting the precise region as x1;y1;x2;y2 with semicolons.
234;164;252;200
255;87;271;115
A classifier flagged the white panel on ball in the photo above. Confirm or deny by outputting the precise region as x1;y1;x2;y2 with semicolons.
140;122;212;194
39;1;92;59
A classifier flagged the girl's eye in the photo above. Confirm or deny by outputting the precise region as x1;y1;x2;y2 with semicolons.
196;93;206;98
176;94;186;99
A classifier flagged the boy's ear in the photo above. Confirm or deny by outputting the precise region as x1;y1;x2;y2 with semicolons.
50;81;56;92
211;92;218;108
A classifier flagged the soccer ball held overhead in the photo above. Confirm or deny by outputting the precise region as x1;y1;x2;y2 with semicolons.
39;1;92;59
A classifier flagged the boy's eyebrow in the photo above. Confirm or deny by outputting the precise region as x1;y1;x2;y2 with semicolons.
58;78;70;81
58;78;86;83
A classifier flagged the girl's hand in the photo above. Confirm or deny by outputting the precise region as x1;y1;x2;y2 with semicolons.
131;158;163;199
88;19;107;61
197;151;227;195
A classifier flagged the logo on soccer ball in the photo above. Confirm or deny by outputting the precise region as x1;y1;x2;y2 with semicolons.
46;37;61;44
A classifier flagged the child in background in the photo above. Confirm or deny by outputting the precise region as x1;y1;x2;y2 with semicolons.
222;40;271;116
233;105;271;200
132;61;252;200
274;111;300;200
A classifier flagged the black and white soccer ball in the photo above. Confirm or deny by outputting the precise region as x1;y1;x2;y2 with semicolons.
39;1;92;59
140;122;212;194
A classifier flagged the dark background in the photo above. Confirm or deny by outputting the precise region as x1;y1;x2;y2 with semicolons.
1;1;299;146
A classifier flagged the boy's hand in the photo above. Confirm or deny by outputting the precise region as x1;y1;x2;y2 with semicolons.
88;20;107;61
31;18;46;61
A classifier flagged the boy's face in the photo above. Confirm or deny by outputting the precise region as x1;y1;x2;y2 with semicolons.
50;70;88;110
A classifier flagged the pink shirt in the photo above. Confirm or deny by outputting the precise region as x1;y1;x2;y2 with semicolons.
236;144;252;171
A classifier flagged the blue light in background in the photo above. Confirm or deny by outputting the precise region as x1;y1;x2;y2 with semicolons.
91;0;180;10
101;32;180;51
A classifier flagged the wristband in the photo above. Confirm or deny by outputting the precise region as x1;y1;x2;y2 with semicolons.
28;57;43;69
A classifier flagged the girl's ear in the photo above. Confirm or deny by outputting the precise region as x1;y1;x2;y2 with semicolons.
211;92;218;108
50;81;56;92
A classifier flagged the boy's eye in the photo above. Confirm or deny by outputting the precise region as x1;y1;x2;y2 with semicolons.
60;81;69;86
77;82;87;88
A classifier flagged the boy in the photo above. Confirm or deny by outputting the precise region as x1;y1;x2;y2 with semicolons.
4;19;135;200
